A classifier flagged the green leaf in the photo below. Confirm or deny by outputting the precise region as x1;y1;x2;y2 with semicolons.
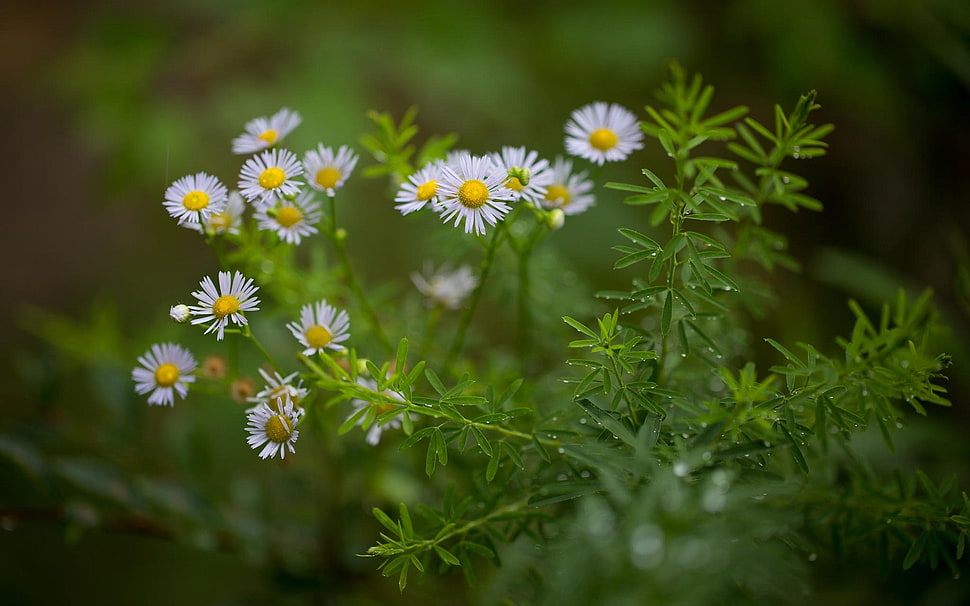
398;503;413;539
399;426;436;450
485;449;500;483
618;228;660;250
373;507;400;536
434;545;460;566
470;426;493;457
563;316;598;338
661;290;673;336
425;368;446;395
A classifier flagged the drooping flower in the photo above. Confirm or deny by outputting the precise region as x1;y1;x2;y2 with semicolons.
188;270;261;340
254;190;322;245
411;263;478;310
163;172;228;226
435;153;515;236
132;343;197;406
488;146;553;204
538;156;596;216
394;161;443;215
303;144;358;196
565;102;643;165
245;394;303;459
286;300;350;356
238;148;304;206
232;108;302;155
247;368;310;413
348;377;404;446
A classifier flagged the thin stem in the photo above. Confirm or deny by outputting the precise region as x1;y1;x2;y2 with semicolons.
325;195;393;355
444;222;506;371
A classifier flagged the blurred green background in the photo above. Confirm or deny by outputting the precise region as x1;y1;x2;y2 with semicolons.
2;0;970;604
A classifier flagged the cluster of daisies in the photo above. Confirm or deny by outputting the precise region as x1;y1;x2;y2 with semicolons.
393;101;643;236
164;108;357;245
134;100;645;460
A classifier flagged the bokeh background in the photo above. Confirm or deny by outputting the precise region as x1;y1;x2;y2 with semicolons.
2;0;969;604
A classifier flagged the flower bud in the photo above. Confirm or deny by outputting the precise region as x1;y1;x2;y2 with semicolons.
169;304;191;323
507;166;531;187
546;209;565;231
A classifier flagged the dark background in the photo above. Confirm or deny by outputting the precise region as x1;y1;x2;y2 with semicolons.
2;0;969;603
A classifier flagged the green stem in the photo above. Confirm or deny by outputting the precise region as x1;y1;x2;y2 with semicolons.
444;222;506;371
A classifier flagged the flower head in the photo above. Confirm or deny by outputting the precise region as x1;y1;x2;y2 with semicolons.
183;190;247;236
132;343;197;406
245;394;303;459
238;148;304;206
395;161;444;215
163;172;228;226
411;263;478;310
232;108;302;155
488;146;553;204
247;368;310;412
169;304;191;323
189;271;261;340
287;300;350;356
565;102;643;165
254;190;322;245
435;153;515;236
349;378;404;446
539;156;596;216
303;144;358;196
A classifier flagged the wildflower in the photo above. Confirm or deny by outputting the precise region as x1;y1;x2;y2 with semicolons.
189;270;261;340
287;300;350;356
163;172;228;226
238;148;304;206
394;161;443;215
488;146;553;204
436;153;515;236
254;190;322;245
245;394;303;459
247;368;310;412
348;378;404;446
539;156;596;216
132;343;197;406
411;263;478;310
183;190;246;236
565;102;643;165
232;108;301;155
229;376;258;403
169;304;191;323
200;354;228;380
303;144;358;196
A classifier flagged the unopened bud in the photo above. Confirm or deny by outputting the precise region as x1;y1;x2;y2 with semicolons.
170;304;191;323
336;227;348;242
546;209;565;230
507;166;531;187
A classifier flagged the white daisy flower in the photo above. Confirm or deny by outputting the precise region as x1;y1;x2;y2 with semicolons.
163;172;228;226
394;161;444;215
303;144;358;196
565;102;644;165
245;394;303;460
286;299;350;356
188;270;261;340
232;108;302;155
349;378;404;446
539;156;596;216
488;146;553;204
411;263;478;310
238;148;304;206
182;190;247;236
254;190;322;245
246;368;310;413
132;343;197;407
435;153;515;236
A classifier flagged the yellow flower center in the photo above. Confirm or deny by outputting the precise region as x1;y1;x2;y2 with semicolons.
212;295;240;319
416;180;438;201
259;167;286;190
305;325;333;349
316;167;341;190
458;179;489;209
154;363;180;387
544;184;571;207
588;128;619;151
258;129;278;145
265;414;293;443
208;212;232;231
505;177;524;191
182;190;210;211
276;206;302;228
